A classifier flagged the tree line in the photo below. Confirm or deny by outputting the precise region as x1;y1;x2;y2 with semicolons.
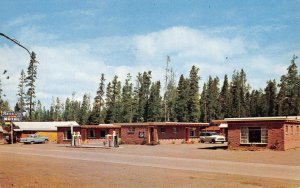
1;55;299;124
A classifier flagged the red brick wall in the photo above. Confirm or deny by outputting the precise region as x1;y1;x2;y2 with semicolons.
121;126;148;144
157;126;185;139
284;123;300;150
57;127;81;144
228;121;285;150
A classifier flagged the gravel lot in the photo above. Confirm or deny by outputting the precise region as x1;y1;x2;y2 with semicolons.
0;143;299;188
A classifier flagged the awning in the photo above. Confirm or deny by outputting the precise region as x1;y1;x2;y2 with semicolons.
219;123;228;128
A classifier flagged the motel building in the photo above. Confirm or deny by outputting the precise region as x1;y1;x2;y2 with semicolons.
56;122;209;145
225;116;300;151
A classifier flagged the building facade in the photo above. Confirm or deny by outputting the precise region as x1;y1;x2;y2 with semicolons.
117;122;209;145
226;117;300;151
56;122;209;145
57;124;121;144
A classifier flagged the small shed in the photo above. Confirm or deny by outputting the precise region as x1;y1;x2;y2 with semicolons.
225;116;300;151
13;121;79;142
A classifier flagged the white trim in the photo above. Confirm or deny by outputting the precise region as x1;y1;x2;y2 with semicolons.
219;123;228;128
226;116;300;122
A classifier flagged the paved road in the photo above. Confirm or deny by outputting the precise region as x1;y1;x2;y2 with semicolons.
1;146;299;181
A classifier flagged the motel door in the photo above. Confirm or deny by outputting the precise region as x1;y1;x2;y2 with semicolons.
185;127;190;142
149;126;155;143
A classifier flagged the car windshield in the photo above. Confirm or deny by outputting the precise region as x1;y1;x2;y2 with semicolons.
211;132;217;135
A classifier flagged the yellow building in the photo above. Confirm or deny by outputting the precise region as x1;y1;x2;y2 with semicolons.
13;121;79;142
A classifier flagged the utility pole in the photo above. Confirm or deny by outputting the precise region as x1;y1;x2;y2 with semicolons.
164;56;171;122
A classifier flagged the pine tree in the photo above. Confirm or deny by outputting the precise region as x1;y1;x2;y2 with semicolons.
134;71;152;122
111;76;122;122
64;98;72;121
277;55;299;116
34;100;43;121
16;69;26;113
175;75;189;122
219;74;230;118
206;76;221;121
263;79;277;116
187;66;200;122
25;51;38;120
105;82;113;123
250;90;264;117
90;74;106;124
121;74;133;122
147;81;162;122
165;69;177;121
229;70;250;117
79;94;91;125
55;97;63;121
199;83;208;122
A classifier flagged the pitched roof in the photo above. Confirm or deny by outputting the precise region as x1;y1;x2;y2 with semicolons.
13;121;79;131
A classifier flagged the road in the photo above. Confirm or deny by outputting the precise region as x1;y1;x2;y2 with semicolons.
1;145;299;181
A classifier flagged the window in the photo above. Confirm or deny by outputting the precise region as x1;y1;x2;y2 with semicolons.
173;127;177;133
88;129;96;138
160;127;166;133
240;127;268;144
100;130;106;138
128;127;135;134
285;125;289;134
64;130;72;140
291;126;294;135
190;128;196;137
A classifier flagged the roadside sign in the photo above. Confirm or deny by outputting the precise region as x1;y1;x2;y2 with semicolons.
2;112;23;122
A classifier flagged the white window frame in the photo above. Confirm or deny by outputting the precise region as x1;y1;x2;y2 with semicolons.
240;127;268;144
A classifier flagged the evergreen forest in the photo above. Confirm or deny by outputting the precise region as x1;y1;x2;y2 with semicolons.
0;55;299;124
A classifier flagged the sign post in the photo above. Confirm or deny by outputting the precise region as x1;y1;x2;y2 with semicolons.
2;112;23;144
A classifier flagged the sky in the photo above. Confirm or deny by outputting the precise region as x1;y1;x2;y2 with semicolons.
0;0;299;109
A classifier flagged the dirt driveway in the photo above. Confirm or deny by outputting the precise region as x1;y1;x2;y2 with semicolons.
0;143;299;188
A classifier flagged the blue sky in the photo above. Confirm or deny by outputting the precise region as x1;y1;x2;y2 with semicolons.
0;0;299;108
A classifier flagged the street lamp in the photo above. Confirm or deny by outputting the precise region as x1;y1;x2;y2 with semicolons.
0;33;31;56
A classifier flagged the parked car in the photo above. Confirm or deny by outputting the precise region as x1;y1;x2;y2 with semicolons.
199;132;226;143
20;134;49;144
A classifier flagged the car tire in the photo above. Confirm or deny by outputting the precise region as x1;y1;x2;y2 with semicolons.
211;140;215;144
30;141;34;144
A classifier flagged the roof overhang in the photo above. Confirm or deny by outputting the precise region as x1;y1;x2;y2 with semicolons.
225;116;300;122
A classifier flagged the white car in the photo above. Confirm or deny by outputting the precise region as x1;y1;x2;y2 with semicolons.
199;132;226;143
